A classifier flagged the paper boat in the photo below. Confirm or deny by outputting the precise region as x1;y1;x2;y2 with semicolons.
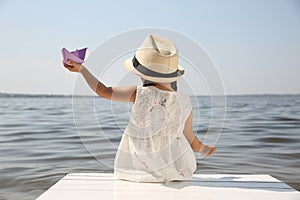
62;47;88;64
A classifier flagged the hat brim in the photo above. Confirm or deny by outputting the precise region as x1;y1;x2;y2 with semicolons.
124;58;185;83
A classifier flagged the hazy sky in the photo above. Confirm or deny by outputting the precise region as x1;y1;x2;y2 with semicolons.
0;0;299;95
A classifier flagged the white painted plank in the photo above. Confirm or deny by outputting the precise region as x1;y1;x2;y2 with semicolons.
36;173;300;200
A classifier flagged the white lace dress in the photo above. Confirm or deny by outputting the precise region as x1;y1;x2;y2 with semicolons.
114;85;196;182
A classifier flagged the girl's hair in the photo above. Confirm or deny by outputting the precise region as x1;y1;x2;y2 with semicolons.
142;80;177;91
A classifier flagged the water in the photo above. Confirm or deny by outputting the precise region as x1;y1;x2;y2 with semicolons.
0;94;300;199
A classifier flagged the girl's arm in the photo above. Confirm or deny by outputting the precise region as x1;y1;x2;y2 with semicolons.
183;111;216;157
183;111;202;151
63;60;136;102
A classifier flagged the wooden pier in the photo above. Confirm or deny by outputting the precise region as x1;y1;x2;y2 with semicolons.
37;173;299;200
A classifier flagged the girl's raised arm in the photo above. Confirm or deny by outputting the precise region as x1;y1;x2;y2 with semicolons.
63;60;136;102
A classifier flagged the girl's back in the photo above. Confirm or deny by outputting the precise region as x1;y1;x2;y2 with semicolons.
114;85;197;183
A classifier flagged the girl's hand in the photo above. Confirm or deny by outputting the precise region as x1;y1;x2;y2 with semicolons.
199;144;216;157
62;60;82;73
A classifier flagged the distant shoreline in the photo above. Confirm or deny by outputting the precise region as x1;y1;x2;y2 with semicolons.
0;92;299;98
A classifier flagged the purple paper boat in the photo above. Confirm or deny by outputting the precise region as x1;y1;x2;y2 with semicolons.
62;47;88;64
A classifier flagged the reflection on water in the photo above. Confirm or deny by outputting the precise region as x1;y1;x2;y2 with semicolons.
0;94;299;199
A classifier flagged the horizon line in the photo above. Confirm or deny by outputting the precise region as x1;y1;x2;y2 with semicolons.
1;91;300;97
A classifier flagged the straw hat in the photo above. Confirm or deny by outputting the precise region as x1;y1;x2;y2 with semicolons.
124;34;184;83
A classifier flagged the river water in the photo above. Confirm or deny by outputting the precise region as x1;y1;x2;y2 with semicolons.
0;94;299;199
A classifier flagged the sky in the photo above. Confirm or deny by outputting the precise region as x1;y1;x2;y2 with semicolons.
0;0;300;95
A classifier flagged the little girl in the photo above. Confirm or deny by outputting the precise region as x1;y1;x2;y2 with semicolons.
63;34;216;183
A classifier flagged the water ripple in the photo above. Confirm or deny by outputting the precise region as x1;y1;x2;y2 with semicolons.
0;95;300;200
